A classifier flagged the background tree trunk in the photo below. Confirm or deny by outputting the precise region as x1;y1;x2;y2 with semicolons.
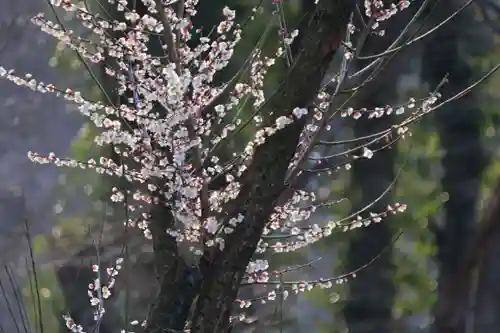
342;12;409;333
420;1;489;332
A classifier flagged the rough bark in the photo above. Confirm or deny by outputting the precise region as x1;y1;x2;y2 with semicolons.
187;1;354;331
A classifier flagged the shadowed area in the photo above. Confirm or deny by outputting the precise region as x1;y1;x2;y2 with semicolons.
0;0;84;331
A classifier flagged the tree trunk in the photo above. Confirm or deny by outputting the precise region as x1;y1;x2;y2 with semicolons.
144;1;355;332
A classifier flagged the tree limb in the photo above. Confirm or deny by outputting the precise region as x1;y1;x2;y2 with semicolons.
188;0;354;331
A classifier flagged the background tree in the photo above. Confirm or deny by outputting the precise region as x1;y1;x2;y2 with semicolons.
342;8;412;333
421;1;489;332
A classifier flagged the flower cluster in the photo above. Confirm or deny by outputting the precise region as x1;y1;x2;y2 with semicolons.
0;0;447;330
364;0;412;22
62;257;124;332
256;202;407;254
11;0;427;256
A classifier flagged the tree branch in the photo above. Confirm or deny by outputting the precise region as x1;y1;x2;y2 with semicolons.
189;1;354;331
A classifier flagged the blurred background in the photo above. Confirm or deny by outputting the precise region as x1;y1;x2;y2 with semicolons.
1;0;500;332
